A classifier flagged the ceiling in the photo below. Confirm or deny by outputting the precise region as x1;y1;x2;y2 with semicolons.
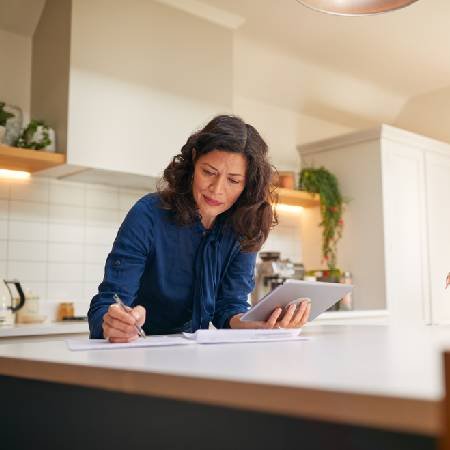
202;0;450;100
1;0;446;100
1;0;449;134
0;0;45;36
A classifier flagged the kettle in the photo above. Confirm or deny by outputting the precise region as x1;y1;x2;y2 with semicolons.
0;279;26;325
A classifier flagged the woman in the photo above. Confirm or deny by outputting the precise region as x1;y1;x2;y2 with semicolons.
88;115;311;342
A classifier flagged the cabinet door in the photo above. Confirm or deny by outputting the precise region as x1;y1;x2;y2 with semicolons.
425;150;450;324
381;139;429;323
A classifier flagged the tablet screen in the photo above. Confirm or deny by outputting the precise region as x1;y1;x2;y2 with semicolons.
240;279;353;323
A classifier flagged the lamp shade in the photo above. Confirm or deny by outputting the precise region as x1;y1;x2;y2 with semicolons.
297;0;419;15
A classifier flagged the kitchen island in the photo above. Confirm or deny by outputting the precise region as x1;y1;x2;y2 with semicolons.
0;322;444;450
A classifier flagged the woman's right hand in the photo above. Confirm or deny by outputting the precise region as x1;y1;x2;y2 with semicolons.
102;303;146;343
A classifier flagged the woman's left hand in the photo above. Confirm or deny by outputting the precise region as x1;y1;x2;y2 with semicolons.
229;298;311;329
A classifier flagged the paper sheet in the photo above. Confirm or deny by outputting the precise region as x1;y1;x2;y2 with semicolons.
183;328;309;344
66;335;194;351
67;329;309;351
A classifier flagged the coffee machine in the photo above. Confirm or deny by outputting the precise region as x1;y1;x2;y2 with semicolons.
251;252;304;306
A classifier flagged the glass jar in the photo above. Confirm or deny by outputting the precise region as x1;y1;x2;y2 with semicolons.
57;302;74;321
338;271;353;311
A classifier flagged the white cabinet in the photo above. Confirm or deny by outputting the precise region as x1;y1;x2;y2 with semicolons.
381;137;429;323
425;150;450;323
298;125;450;324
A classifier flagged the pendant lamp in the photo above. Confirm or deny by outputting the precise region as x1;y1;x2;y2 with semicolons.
296;0;419;16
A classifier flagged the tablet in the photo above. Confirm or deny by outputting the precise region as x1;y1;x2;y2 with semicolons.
240;279;353;323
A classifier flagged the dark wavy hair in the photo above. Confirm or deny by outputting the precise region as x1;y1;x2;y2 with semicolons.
158;114;278;252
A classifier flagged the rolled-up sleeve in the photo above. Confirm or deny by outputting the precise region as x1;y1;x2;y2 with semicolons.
212;249;256;329
87;198;154;338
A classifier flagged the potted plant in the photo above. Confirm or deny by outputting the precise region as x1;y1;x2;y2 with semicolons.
0;102;14;144
15;119;53;150
299;166;344;270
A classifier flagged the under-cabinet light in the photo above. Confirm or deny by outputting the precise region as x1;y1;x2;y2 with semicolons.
0;169;31;180
274;204;304;214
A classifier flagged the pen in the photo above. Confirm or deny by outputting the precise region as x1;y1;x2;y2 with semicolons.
113;293;146;338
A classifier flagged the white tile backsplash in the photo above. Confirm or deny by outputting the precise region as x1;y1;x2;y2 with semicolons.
85;207;118;225
10;200;49;221
48;242;83;263
49;180;85;206
84;263;105;282
10;178;49;202
259;211;303;263
117;209;128;223
84;244;111;264
0;199;8;216
20;281;47;300
48;223;84;243
0;258;5;275
0;178;156;321
119;189;146;211
75;300;91;316
8;241;47;262
0;240;6;260
84;282;100;301
49;204;85;224
0;180;10;199
48;262;83;282
47;282;84;302
86;185;119;210
8;221;48;241
85;225;118;245
0;220;7;239
7;261;46;281
0;177;304;321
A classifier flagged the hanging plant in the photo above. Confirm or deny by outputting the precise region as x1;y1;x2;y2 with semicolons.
15;119;52;150
299;167;344;269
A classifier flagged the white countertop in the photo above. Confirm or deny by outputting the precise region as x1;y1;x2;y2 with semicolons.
0;320;446;436
0;321;89;338
0;309;387;338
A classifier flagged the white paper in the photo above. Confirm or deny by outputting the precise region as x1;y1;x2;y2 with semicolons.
183;328;309;344
67;329;309;351
66;335;194;351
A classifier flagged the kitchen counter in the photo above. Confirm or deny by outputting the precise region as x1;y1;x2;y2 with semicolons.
0;321;446;449
314;308;389;324
0;321;89;338
0;310;386;338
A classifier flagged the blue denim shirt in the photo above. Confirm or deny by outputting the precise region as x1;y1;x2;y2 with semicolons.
88;193;256;337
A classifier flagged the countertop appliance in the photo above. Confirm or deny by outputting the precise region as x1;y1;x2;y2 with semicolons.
251;252;303;306
0;279;26;326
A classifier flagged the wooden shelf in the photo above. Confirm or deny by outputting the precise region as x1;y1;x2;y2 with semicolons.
0;145;66;173
275;187;320;208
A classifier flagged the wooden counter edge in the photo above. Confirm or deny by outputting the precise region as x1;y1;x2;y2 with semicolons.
0;356;441;437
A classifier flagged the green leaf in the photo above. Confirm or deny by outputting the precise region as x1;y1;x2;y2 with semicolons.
299;167;345;269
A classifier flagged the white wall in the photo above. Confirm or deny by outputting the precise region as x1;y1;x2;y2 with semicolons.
233;34;405;129
395;85;450;144
300;140;386;311
233;95;354;171
0;29;31;124
261;207;303;264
